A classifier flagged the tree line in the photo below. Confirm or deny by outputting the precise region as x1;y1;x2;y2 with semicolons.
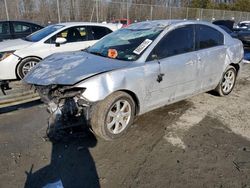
186;0;250;12
1;0;250;24
121;0;250;12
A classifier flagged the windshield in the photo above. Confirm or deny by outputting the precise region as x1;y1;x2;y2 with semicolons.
87;27;163;61
25;25;64;42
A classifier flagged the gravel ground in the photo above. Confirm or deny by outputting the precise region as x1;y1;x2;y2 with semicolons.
0;81;34;102
0;64;250;188
0;82;26;97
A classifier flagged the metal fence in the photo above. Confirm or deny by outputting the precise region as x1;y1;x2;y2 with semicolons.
1;0;250;25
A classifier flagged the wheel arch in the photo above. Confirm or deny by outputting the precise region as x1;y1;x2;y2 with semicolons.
229;63;240;76
116;89;140;116
15;56;42;79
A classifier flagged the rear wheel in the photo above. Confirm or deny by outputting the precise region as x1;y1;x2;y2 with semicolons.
215;65;237;96
17;57;40;79
91;91;135;140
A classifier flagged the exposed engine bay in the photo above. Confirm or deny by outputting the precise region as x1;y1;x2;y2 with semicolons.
34;85;92;136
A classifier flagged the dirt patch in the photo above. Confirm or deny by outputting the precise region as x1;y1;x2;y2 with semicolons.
133;116;250;188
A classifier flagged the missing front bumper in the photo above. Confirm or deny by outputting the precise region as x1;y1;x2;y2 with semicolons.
45;98;92;139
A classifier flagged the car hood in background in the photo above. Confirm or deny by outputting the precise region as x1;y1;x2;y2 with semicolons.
0;39;33;52
24;51;132;86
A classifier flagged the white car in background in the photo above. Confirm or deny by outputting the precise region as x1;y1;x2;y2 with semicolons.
236;21;250;29
0;22;118;81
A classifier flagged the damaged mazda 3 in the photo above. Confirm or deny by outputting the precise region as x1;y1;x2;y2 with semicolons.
24;20;244;140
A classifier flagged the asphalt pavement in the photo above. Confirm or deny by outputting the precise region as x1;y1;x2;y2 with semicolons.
0;64;250;188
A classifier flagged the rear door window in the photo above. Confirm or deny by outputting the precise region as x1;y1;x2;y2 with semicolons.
13;22;32;34
195;25;224;50
89;26;112;40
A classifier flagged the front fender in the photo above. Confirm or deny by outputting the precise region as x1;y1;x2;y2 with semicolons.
75;67;145;104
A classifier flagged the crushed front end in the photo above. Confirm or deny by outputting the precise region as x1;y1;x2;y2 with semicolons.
34;85;93;136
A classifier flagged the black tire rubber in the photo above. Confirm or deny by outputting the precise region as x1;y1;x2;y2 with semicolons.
215;65;237;96
17;57;41;79
90;91;136;140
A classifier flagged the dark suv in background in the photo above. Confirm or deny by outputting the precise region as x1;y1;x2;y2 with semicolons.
0;21;43;41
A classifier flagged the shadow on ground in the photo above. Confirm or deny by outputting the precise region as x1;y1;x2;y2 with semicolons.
24;126;99;188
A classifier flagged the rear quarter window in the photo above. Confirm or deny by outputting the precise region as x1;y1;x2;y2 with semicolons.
196;25;224;50
31;24;43;32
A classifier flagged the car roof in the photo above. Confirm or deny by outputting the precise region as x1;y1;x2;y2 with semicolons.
127;19;214;30
0;20;43;26
53;22;119;31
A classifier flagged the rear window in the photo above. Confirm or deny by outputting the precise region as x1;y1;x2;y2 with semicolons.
196;25;224;50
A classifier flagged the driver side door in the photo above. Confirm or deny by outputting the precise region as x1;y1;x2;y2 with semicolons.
144;24;200;109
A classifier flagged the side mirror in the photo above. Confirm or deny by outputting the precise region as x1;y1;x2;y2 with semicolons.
55;37;67;47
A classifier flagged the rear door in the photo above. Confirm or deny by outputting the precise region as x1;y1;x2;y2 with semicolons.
195;24;226;91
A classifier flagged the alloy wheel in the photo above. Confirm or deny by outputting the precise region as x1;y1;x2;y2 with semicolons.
222;69;235;93
22;61;38;76
106;99;132;134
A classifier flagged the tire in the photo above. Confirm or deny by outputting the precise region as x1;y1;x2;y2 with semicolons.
91;91;136;140
215;65;237;96
17;57;41;79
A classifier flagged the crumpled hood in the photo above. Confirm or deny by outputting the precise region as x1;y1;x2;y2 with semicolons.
24;51;132;86
0;39;33;52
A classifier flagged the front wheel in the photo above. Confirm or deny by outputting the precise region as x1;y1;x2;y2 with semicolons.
17;57;41;79
215;65;237;96
91;91;136;140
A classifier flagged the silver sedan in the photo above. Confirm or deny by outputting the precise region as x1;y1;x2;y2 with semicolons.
24;20;244;140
